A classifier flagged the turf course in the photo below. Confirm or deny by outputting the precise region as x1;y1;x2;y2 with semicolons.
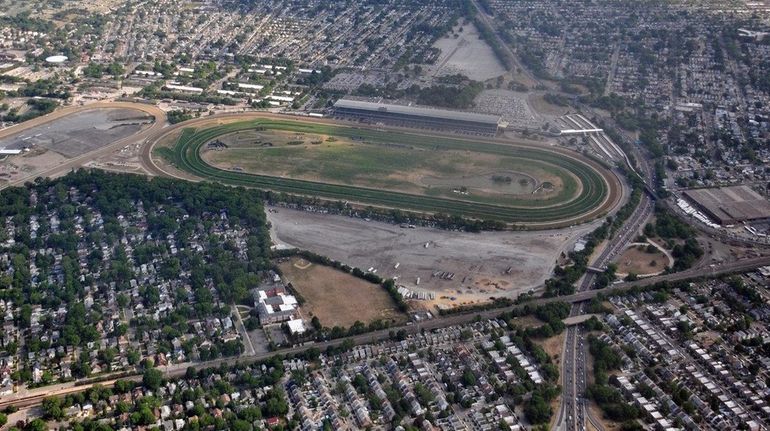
159;119;610;223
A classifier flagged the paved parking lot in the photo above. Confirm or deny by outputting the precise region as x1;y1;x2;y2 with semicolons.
0;108;153;158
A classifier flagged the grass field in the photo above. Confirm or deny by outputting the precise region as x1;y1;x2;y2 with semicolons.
278;257;405;328
202;128;577;207
157;118;612;224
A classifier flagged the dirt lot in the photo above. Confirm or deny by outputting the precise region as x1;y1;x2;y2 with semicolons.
278;256;405;328
528;92;571;117
0;107;155;185
428;22;507;81
614;242;672;276
0;150;68;186
267;207;602;310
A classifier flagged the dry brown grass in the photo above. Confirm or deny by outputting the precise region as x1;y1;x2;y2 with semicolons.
616;244;670;275
278;257;406;328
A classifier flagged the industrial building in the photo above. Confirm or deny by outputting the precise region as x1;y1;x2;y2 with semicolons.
333;98;501;135
683;185;770;225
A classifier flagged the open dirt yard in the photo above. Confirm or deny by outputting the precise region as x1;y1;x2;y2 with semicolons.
528;92;572;117
428;22;507;81
267;208;603;310
278;257;405;328
614;241;673;276
0;149;68;186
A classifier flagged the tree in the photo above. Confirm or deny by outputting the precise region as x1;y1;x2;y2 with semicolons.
127;349;140;365
0;413;7;427
131;406;156;425
42;396;64;420
462;370;476;386
25;419;47;431
142;368;164;391
231;419;253;431
524;393;552;424
263;390;288;417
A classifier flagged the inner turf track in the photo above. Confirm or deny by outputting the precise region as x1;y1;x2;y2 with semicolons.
162;119;613;225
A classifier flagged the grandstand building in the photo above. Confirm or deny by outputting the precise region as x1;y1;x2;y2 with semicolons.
333;98;501;135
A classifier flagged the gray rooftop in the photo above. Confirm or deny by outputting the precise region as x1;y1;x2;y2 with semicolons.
334;98;501;125
684;185;770;223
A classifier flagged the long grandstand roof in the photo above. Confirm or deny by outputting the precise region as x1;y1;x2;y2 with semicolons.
334;98;501;125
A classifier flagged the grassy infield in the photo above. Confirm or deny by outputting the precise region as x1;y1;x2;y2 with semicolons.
158;119;608;223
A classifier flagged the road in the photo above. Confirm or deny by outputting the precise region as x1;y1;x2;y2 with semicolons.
557;140;655;431
3;248;768;411
2;102;769;415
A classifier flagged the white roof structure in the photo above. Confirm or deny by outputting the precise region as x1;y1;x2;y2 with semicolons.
45;55;68;64
237;82;264;91
164;84;204;94
287;319;306;334
334;98;501;125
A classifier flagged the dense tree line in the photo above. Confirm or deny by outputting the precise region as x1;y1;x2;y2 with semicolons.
139;85;237;106
167;109;195;124
585;336;641;426
1;98;58;123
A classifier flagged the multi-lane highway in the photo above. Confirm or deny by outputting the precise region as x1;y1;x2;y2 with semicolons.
558;191;654;431
2;102;770;419
3;244;769;412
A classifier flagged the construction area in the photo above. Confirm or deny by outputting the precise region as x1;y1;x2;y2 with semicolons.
0;107;156;186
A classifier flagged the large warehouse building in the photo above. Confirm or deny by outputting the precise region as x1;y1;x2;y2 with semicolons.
333;98;501;135
683;185;770;225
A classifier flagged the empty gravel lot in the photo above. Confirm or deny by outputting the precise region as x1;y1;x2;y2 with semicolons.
267;207;601;308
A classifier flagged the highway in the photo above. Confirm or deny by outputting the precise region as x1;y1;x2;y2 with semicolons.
2;246;768;411
556;109;657;431
2;102;770;417
558;190;654;431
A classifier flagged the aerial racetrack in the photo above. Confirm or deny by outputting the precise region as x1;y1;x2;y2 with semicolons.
155;117;620;226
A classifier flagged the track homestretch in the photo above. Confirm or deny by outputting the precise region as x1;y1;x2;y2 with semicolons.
161;118;618;225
